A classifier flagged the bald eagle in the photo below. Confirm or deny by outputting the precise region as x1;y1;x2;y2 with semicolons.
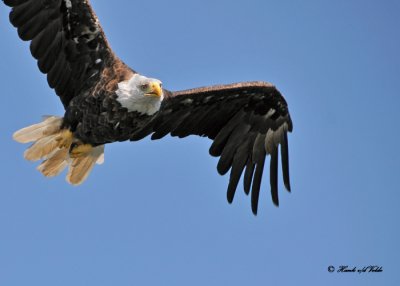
4;0;293;214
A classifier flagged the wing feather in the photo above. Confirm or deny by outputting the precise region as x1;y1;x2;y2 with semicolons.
48;53;67;88
170;107;206;137
217;119;251;175
9;0;42;28
243;158;256;195
151;110;191;140
281;132;291;191
227;134;254;203
30;18;61;59
4;0;26;6
135;82;292;214
37;29;62;73
5;0;119;108
270;147;279;206
251;155;266;215
18;6;55;41
209;111;244;157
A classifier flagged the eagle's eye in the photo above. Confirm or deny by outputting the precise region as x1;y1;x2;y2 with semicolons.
140;84;149;91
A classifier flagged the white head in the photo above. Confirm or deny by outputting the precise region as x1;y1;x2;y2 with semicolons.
115;74;164;115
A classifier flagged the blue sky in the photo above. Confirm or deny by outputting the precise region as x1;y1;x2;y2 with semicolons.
0;0;399;285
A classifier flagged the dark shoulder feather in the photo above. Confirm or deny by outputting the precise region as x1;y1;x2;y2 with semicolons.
4;0;122;108
132;81;293;214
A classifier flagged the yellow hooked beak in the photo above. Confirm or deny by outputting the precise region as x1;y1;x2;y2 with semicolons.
145;82;163;97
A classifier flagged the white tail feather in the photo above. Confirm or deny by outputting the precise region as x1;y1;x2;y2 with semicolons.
37;148;69;177
13;116;62;143
96;152;105;165
14;116;105;185
66;145;105;185
24;133;61;161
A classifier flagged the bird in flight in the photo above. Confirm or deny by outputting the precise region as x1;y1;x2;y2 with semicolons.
4;0;293;214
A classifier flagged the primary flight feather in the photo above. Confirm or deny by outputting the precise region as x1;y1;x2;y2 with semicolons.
4;0;293;215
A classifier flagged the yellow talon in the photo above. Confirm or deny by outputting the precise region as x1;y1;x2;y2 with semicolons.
56;130;73;148
70;144;93;158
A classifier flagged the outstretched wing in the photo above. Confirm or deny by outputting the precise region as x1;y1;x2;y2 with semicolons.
133;82;293;215
4;0;120;108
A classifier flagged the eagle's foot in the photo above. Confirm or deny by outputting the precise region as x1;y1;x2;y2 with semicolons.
70;143;93;158
56;130;73;148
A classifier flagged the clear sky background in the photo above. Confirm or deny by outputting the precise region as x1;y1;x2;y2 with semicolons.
0;0;399;285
